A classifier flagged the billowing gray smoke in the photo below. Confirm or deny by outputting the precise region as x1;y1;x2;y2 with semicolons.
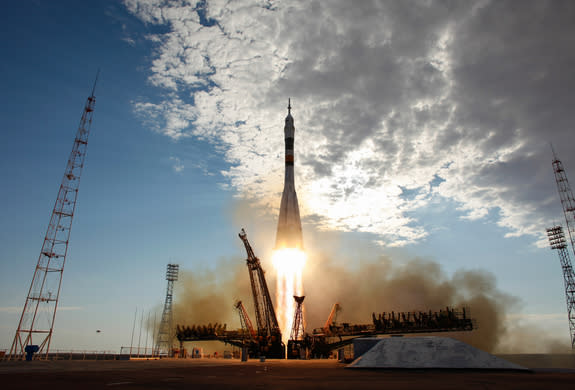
302;252;513;352
171;222;570;353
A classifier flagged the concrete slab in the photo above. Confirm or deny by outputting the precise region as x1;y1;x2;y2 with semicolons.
348;337;528;370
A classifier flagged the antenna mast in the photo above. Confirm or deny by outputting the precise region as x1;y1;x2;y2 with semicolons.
9;76;98;359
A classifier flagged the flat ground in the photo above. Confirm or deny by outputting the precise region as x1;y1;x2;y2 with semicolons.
1;356;574;389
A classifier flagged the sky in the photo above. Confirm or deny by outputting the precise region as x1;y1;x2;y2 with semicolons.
1;0;575;353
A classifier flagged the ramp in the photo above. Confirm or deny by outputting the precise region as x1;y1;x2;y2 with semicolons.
348;337;527;370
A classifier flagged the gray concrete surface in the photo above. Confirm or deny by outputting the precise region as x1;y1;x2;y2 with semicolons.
348;337;527;369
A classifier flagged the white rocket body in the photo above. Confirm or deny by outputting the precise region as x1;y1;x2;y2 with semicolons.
275;102;303;250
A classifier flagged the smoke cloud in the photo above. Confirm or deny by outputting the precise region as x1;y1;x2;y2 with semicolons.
173;257;251;329
170;201;571;354
301;251;510;352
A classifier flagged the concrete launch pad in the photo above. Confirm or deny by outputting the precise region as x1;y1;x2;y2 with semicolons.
1;356;574;389
349;337;527;370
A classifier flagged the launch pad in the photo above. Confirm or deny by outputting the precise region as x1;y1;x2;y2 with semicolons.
3;358;575;389
176;228;474;359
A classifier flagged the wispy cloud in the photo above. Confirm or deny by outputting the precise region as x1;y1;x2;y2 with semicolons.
125;0;575;246
170;156;184;173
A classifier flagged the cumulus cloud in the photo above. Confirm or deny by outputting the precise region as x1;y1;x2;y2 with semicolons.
124;0;575;246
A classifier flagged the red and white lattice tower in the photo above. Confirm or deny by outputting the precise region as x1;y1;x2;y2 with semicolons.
9;75;98;359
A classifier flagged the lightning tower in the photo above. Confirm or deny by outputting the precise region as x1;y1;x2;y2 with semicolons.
155;263;179;356
9;75;98;360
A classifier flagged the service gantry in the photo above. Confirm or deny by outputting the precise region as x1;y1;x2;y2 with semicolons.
9;75;98;360
238;228;284;358
155;263;179;356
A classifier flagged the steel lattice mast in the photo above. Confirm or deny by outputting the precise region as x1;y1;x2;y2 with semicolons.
552;150;575;257
546;226;575;349
155;264;179;356
9;76;98;359
289;296;305;341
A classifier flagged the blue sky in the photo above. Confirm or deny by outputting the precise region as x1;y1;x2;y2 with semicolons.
1;0;574;353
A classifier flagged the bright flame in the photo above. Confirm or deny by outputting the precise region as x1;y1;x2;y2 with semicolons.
272;248;307;342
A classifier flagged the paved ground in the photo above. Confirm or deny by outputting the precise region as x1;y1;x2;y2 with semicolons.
1;357;574;389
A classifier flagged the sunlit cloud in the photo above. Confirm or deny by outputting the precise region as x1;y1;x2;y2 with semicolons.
125;0;575;247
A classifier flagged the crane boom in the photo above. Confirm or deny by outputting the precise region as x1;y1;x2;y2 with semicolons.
234;300;256;341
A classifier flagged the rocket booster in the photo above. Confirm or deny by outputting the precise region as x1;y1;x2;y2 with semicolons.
275;100;304;250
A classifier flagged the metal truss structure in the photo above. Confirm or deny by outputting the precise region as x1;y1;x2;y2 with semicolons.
546;226;575;348
9;76;98;360
155;264;179;356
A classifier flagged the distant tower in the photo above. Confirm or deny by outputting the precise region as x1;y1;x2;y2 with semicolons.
9;75;98;360
545;226;575;349
155;264;179;356
552;150;575;256
275;99;304;249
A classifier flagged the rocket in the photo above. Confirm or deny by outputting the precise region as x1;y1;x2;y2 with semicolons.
275;99;304;250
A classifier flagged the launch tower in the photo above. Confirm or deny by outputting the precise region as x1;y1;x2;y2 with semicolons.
239;229;285;358
9;76;98;360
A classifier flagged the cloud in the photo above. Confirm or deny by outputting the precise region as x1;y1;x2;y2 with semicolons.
125;0;575;246
170;156;185;172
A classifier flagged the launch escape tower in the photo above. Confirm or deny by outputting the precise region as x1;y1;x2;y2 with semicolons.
9;76;98;360
549;150;575;348
155;264;179;356
238;229;285;358
546;226;575;348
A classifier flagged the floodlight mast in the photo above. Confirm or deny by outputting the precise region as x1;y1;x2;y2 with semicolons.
546;226;575;349
549;149;575;349
155;264;179;356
